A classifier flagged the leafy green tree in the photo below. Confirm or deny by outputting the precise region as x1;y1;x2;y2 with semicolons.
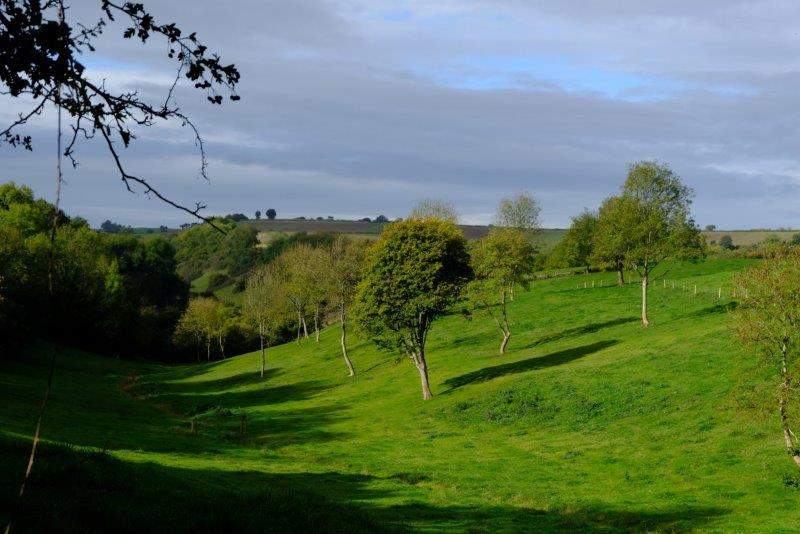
275;244;316;342
548;209;597;268
720;235;735;250
174;297;231;360
266;208;277;220
173;219;236;280
304;245;331;343
325;237;365;376
735;252;800;469
593;196;632;286
244;263;288;377
355;219;472;399
620;161;704;327
495;191;541;231
215;225;259;277
469;228;537;354
100;220;128;233
409;199;460;223
174;300;206;362
255;210;261;220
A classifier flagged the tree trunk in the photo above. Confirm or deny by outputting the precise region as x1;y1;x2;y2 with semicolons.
259;333;265;378
340;307;355;377
500;331;511;354
206;338;211;361
301;316;309;339
314;306;320;343
641;273;650;327
499;289;511;355
617;260;625;286
780;344;800;468
414;349;433;400
296;312;302;343
218;334;225;359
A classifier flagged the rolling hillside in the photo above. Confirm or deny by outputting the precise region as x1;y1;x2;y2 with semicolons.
3;258;799;532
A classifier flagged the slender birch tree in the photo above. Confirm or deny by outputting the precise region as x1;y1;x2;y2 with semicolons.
468;228;536;354
275;244;315;342
326;237;365;376
244;263;288;377
619;161;703;327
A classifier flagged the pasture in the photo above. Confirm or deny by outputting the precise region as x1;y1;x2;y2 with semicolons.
4;258;799;532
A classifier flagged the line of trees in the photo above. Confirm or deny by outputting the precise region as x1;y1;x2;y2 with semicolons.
549;161;705;326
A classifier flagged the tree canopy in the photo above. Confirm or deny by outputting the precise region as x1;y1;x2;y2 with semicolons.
355;218;472;399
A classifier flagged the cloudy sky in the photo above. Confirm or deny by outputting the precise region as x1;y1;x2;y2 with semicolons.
3;0;800;228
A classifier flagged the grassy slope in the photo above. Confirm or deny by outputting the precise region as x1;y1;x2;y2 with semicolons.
3;258;800;532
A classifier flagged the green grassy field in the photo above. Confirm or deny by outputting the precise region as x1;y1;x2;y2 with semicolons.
4;258;800;532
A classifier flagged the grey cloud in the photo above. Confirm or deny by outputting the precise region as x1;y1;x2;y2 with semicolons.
3;0;800;229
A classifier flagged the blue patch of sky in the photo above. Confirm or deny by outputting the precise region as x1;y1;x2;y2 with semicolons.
379;9;413;22
412;54;696;100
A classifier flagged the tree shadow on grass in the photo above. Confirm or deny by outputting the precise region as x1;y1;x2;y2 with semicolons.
524;317;637;348
443;340;618;391
148;379;331;412
0;436;729;533
157;367;285;393
248;404;351;448
678;302;737;320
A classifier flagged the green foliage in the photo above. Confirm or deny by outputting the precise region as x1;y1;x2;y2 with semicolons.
592;196;632;273
618;162;704;274
409;199;460;223
495;191;541;230
468;228;537;353
720;235;735;250
470;228;537;293
173;218;236;280
355;218;472;356
735;251;800;466
0;182;187;358
548;209;597;268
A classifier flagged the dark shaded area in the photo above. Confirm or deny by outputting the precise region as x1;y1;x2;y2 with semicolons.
444;340;618;390
525;317;637;348
153;367;284;393
679;302;738;320
0;437;728;533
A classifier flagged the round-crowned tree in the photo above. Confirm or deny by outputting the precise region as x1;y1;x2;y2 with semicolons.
355;218;472;399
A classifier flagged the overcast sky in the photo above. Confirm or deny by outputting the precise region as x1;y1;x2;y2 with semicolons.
3;0;800;228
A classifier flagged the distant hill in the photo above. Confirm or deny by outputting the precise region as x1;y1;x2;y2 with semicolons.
243;219;566;250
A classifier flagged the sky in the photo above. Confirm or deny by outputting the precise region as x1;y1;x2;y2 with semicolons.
3;0;800;228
